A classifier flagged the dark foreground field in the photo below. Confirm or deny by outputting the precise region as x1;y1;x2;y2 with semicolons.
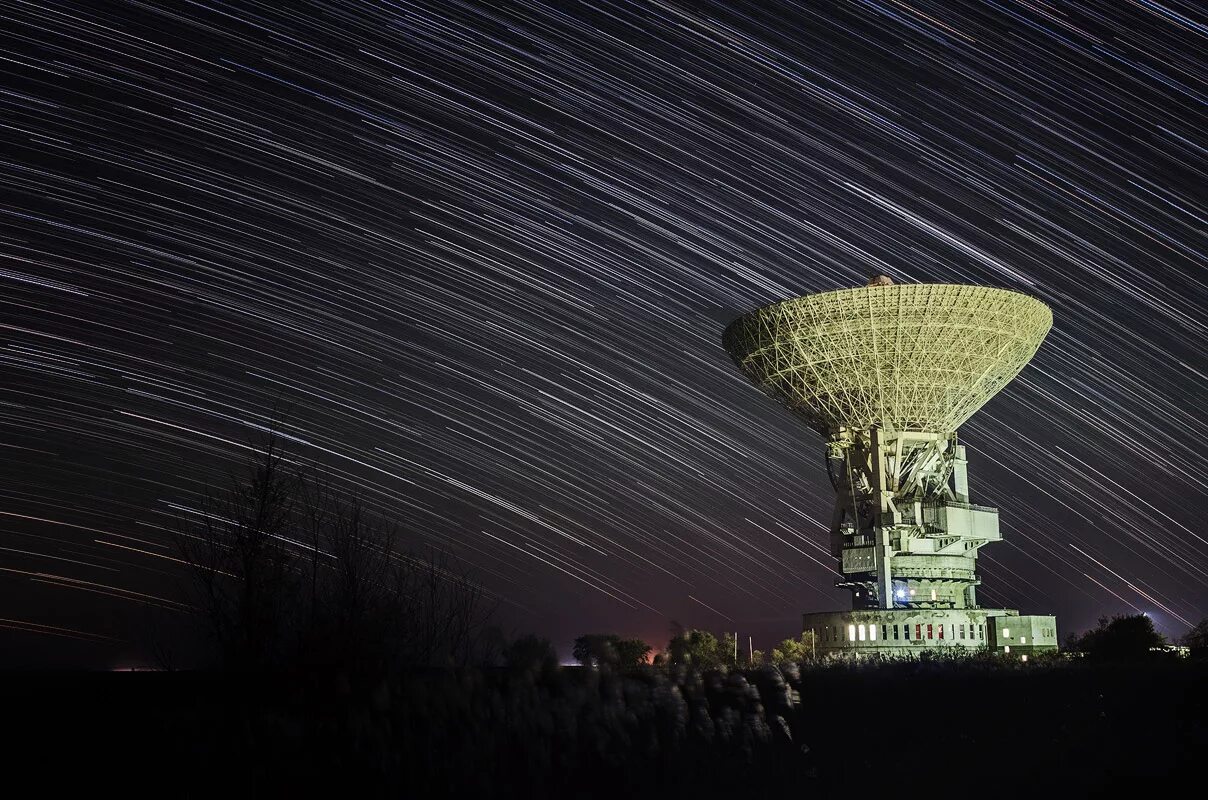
5;659;1204;798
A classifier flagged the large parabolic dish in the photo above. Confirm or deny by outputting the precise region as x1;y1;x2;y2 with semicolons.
722;283;1052;436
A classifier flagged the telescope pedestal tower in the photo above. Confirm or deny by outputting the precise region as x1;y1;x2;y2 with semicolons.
829;427;996;611
724;277;1059;659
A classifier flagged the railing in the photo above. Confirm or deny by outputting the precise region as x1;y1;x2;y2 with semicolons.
925;500;997;514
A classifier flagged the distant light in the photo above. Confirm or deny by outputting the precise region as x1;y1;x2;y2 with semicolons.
909;588;916;596
1021;655;1028;663
895;589;906;599
1004;645;1010;654
1003;628;1010;638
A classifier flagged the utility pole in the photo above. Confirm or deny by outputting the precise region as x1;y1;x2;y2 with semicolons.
748;635;753;665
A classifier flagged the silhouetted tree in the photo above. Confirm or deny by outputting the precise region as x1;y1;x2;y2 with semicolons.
564;632;653;668
720;631;739;666
392;546;494;668
298;484;402;675
573;633;620;666
1182;618;1208;659
770;631;816;665
297;463;335;635
1066;614;1165;661
179;432;300;670
667;628;722;668
178;429;494;673
614;638;652;666
504;634;559;674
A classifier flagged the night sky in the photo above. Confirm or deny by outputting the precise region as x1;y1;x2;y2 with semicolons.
1;1;1205;668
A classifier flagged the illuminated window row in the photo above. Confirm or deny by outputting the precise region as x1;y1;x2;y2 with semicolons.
831;622;988;643
846;623;880;641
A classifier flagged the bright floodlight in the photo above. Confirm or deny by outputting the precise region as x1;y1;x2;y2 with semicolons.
723;277;1058;659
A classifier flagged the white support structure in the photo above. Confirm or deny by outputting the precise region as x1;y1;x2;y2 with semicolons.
830;426;996;610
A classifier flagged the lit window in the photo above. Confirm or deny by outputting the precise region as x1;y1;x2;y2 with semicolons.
930;589;937;601
1021;655;1028;663
848;624;856;642
927;624;933;640
915;624;921;640
870;624;877;641
1003;628;1010;638
858;624;866;641
960;624;966;640
1021;636;1026;644
979;625;984;640
1004;645;1010;654
938;624;944;639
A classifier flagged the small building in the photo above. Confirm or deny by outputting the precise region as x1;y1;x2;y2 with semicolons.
986;614;1059;657
803;609;1057;659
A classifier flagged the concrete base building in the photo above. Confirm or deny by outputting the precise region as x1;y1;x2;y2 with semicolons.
803;609;1058;658
724;279;1061;661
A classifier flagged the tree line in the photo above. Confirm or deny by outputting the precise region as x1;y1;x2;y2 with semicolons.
548;628;819;669
558;614;1208;671
167;431;495;676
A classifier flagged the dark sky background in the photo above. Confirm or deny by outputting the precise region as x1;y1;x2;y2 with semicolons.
1;1;1205;668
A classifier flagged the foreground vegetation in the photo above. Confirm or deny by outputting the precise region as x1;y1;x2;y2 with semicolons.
6;655;1205;798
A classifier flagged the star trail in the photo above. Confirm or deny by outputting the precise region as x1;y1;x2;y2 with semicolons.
1;0;1205;667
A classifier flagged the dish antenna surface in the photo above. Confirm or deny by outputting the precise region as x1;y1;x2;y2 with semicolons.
723;281;1051;437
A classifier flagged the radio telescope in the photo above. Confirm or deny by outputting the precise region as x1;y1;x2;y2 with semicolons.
724;277;1059;657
